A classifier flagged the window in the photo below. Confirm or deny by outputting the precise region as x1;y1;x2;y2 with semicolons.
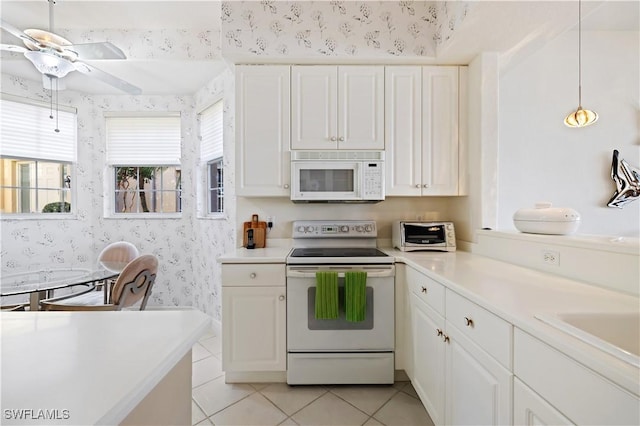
0;97;77;215
199;101;224;214
105;115;181;215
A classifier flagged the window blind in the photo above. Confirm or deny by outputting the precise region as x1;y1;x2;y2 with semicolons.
0;98;77;162
199;100;223;162
105;116;181;165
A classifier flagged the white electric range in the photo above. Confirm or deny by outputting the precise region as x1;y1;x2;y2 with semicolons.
286;220;395;385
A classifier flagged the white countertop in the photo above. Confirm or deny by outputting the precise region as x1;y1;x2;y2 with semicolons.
1;309;210;425
386;249;639;396
218;245;639;396
218;246;291;263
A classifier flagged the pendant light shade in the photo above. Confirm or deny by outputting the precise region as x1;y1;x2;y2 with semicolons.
564;0;598;128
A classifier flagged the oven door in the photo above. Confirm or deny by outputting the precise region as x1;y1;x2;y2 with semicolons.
291;161;361;201
286;265;394;351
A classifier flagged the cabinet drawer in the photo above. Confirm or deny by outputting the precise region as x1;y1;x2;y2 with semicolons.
515;329;639;425
406;266;445;316
446;290;512;368
222;264;285;287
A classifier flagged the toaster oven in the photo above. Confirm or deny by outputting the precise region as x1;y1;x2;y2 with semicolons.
392;221;456;252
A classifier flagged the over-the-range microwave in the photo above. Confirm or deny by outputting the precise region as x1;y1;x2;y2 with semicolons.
290;151;385;203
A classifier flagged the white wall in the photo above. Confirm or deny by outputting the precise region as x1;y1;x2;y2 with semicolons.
498;30;640;238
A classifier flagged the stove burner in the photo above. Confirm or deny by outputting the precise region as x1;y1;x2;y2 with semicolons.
289;248;390;258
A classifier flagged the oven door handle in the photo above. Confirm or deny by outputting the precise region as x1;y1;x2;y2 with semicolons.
286;267;395;278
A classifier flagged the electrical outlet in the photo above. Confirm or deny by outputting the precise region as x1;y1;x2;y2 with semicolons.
267;216;275;229
542;249;560;266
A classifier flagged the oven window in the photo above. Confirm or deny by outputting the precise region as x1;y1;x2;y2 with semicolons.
306;285;374;330
299;169;354;192
405;224;446;244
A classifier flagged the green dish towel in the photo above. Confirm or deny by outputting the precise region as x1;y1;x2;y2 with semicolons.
345;271;367;322
315;271;338;320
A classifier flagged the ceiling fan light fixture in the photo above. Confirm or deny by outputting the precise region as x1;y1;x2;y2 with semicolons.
24;50;75;78
564;0;598;128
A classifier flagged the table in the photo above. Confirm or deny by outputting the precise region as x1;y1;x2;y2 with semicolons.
0;267;120;311
1;310;211;425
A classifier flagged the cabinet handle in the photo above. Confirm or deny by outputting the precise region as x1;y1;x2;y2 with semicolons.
284;184;289;189
415;184;421;188
250;273;257;279
443;334;450;343
436;328;443;337
423;184;429;188
279;295;285;301
338;136;344;142
421;286;427;294
330;136;337;141
464;317;474;327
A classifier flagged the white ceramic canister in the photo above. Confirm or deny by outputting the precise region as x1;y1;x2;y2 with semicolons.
513;202;581;235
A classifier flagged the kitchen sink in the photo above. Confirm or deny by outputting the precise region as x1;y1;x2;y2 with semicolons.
535;312;640;368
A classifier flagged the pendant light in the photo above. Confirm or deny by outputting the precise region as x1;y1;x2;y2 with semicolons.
564;0;598;127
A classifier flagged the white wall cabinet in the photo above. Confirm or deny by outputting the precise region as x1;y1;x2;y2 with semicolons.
221;264;286;380
385;66;463;196
405;265;512;426
291;65;384;150
236;65;291;196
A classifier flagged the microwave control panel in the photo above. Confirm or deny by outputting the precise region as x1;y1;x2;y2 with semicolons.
362;162;384;199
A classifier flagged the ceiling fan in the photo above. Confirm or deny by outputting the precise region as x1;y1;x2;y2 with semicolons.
0;0;141;95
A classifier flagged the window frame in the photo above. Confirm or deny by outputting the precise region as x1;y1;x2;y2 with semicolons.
104;113;182;219
0;95;77;219
197;99;225;219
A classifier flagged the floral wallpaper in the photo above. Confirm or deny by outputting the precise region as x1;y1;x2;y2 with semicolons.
0;68;234;321
221;1;470;59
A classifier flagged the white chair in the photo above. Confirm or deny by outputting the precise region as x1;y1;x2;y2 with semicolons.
96;241;140;302
98;241;140;272
40;255;158;311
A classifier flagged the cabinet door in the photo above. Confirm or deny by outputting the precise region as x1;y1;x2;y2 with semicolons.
291;66;337;150
338;66;384;150
422;66;459;195
236;66;291;196
445;323;512;426
385;66;422;196
513;378;574;426
411;293;446;426
222;286;286;372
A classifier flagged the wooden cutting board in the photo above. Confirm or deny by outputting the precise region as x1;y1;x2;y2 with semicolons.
243;214;267;248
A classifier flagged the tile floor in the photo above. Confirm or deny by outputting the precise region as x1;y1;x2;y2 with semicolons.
192;329;435;426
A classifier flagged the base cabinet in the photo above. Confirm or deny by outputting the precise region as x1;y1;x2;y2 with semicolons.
411;293;446;425
513;378;573;426
221;264;286;379
405;265;512;426
445;324;512;426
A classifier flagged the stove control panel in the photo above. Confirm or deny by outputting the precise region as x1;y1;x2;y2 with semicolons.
292;220;377;238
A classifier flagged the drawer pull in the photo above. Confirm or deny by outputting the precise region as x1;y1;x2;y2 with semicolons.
279;295;285;301
443;334;450;343
464;317;474;327
250;273;257;279
421;286;427;294
436;328;443;337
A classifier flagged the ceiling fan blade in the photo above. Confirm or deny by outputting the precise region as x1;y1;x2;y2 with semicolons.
0;43;27;53
74;62;141;95
67;42;126;60
0;19;40;46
